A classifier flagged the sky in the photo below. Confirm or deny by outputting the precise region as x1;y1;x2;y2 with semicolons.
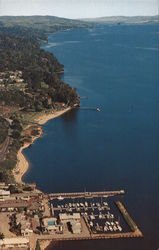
0;0;158;18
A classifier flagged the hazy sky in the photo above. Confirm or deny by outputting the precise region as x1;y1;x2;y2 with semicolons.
0;0;158;18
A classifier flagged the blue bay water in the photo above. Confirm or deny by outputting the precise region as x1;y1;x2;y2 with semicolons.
23;24;159;250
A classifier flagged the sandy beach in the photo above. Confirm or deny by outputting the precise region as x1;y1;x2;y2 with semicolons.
36;106;71;125
13;107;71;184
13;127;43;184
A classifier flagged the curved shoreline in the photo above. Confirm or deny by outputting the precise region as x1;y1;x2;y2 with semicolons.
13;107;71;184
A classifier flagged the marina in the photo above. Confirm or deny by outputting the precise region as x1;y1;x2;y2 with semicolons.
44;190;143;241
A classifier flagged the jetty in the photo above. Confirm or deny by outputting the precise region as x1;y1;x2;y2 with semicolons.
115;201;143;237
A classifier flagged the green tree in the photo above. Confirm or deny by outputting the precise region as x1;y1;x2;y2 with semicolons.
0;232;4;240
35;240;41;250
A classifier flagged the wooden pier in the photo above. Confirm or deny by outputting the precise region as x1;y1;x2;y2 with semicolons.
48;190;125;200
38;232;142;242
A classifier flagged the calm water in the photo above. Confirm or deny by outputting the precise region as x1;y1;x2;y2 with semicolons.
23;24;159;250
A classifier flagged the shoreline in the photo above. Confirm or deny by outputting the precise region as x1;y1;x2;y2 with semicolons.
36;106;71;125
13;107;72;185
13;128;43;184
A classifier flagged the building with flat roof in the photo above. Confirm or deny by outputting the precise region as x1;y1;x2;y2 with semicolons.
0;190;10;200
42;217;59;234
59;213;82;234
59;213;81;222
0;201;28;212
0;237;29;249
71;221;82;234
0;182;7;188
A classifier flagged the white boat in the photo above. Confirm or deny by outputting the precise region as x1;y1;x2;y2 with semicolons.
103;202;108;206
96;108;100;112
118;226;122;231
85;202;88;207
99;214;102;219
90;215;95;220
113;225;118;231
57;196;64;201
90;221;93;227
104;226;108;232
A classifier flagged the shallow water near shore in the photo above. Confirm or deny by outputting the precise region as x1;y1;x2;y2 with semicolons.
23;24;159;250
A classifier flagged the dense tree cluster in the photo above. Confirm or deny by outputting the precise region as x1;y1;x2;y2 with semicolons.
0;26;79;110
0;117;9;144
0;25;80;183
0;115;24;183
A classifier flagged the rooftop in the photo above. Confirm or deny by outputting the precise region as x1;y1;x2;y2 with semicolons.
0;190;10;196
0;237;29;246
59;213;80;221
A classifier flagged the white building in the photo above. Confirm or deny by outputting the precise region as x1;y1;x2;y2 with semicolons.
59;213;81;222
71;221;82;234
59;213;82;234
0;190;10;200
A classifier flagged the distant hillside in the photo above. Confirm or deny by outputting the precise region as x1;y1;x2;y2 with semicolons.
82;15;159;25
0;15;92;32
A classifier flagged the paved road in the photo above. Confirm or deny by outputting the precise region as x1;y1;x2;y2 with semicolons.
0;135;10;161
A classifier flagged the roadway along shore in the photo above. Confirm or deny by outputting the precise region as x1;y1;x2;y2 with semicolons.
13;107;71;184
